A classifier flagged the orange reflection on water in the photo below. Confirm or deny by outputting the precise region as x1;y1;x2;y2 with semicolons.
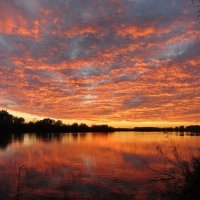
0;132;199;199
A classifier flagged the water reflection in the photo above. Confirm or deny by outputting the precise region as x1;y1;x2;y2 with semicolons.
0;132;199;199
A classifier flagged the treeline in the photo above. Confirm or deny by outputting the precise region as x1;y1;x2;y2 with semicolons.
133;126;200;133
0;110;200;133
0;110;114;133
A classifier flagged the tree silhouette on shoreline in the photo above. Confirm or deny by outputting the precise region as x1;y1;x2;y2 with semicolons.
0;110;199;134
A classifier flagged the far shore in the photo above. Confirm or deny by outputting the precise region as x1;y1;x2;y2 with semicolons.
0;110;199;134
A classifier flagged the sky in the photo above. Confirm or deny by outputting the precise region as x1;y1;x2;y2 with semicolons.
0;0;199;128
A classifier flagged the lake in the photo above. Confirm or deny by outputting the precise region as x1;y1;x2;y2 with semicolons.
0;132;199;200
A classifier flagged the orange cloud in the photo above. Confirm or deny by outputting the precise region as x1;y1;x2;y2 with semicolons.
0;0;199;127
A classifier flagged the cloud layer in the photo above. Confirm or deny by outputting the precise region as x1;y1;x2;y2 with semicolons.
0;0;199;125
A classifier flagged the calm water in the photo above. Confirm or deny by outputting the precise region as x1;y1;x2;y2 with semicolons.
0;132;199;200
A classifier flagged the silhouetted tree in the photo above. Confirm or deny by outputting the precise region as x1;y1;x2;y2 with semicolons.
55;120;63;126
147;142;200;199
0;110;25;132
71;123;79;132
0;110;199;134
14;117;25;124
0;110;14;124
79;123;89;132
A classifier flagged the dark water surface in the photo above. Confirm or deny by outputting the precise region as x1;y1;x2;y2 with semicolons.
0;132;199;200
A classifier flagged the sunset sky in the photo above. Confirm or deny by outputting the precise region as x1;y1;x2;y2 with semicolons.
0;0;199;127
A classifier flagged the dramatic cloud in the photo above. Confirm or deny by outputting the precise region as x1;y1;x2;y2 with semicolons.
0;0;199;126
